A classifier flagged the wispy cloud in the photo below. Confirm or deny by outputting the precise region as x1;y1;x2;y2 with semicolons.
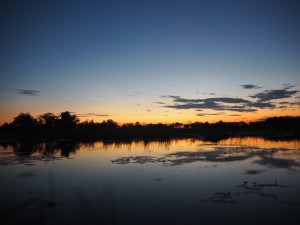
283;83;296;89
241;84;262;89
203;92;216;95
248;102;275;108
127;91;144;96
163;95;250;104
227;114;241;116
154;102;165;105
0;88;40;96
76;113;111;117
18;89;40;96
165;102;258;112
197;113;225;117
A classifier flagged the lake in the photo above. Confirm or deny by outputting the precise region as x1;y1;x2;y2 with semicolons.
1;137;300;225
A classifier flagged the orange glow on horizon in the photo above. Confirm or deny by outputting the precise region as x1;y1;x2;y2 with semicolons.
1;108;299;125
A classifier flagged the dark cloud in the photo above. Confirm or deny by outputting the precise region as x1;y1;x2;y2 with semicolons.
77;113;111;117
197;113;225;117
18;89;40;96
154;102;165;104
205;98;250;104
165;99;258;112
241;84;262;89
162;85;298;115
166;95;250;104
250;89;298;102
215;107;257;112
248;102;275;108
165;101;222;110
290;102;300;106
283;84;296;89
203;92;216;95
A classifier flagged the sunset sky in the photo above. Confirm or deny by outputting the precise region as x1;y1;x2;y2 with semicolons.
1;0;299;125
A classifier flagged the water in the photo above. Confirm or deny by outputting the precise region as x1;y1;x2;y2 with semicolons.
1;138;300;225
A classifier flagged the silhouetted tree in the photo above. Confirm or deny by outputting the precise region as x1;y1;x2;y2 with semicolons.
58;111;79;130
101;119;118;129
12;113;37;130
174;122;183;128
39;113;58;130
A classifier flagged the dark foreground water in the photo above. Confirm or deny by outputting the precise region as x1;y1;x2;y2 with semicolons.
1;137;300;225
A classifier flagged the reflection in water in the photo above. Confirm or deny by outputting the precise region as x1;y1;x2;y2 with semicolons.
0;137;300;225
111;146;300;172
203;179;292;204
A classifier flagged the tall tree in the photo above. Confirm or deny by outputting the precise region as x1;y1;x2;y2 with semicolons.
39;113;58;130
12;113;37;130
58;111;79;130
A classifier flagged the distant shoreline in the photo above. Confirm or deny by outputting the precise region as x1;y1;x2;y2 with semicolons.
0;132;299;144
1;114;299;143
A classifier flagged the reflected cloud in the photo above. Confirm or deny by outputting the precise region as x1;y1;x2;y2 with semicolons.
254;157;300;169
110;145;300;171
203;179;296;205
244;169;264;175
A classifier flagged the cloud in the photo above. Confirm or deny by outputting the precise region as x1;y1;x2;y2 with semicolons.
241;84;262;89
215;107;257;112
154;102;165;104
161;85;298;115
283;83;296;89
250;89;298;102
204;98;250;104
165;95;251;104
0;88;41;96
18;89;40;96
164;96;258;112
77;113;111;117
165;102;258;112
165;101;222;110
248;102;275;108
203;92;216;95
197;113;225;117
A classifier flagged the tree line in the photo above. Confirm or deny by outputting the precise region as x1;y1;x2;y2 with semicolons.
0;111;299;140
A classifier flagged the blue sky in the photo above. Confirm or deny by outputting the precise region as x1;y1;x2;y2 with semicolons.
0;0;299;124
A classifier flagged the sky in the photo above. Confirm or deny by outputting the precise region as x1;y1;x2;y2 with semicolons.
0;0;300;125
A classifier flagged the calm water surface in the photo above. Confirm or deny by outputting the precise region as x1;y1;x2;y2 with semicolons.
1;138;300;225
